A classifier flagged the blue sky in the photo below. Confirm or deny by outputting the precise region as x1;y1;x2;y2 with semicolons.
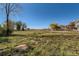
0;3;79;29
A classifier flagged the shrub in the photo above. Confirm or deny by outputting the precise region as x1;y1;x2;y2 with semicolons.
0;27;13;36
0;37;10;43
1;29;13;36
0;20;14;36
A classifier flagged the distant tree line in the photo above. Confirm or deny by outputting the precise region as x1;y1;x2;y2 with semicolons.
49;21;77;31
0;20;27;36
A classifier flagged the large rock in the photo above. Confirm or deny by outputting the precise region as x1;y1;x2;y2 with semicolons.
15;44;29;51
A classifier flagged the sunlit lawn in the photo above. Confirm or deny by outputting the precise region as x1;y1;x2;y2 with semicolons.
0;30;79;56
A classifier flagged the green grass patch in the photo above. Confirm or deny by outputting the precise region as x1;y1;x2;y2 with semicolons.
0;30;79;56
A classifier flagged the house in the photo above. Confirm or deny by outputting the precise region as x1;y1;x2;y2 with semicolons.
75;20;79;31
14;25;28;31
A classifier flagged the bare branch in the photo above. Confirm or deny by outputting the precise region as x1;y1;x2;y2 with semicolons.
0;3;20;36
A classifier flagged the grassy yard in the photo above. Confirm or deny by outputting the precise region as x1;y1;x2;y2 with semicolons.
0;30;79;56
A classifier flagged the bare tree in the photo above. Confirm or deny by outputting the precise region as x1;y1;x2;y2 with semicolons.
0;3;20;36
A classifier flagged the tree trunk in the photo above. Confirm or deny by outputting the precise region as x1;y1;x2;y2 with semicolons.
6;3;10;36
6;14;9;36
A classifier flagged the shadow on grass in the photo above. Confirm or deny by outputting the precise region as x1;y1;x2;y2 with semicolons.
9;34;79;40
0;34;27;37
0;33;79;38
0;34;8;37
10;34;27;37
